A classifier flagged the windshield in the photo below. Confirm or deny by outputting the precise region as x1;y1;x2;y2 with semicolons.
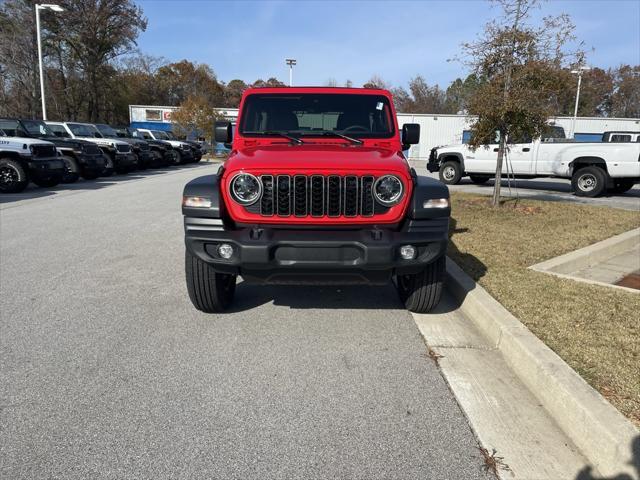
239;93;395;139
165;131;177;140
22;120;56;136
152;130;169;140
68;123;99;137
96;124;118;137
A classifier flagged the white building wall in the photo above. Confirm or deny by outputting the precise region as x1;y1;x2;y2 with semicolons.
397;113;640;160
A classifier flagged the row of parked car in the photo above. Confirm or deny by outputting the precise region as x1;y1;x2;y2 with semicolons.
0;118;207;194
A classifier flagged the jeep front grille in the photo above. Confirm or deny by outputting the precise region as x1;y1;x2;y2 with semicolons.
116;144;131;153
246;174;388;218
31;145;57;158
82;143;102;155
138;142;150;151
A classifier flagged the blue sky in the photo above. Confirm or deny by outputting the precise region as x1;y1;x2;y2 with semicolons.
136;0;640;89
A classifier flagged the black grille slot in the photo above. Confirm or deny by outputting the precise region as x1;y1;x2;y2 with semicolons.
261;175;274;216
344;176;358;216
116;144;130;153
276;175;291;216
31;145;57;158
294;176;307;216
327;176;341;217
82;143;101;155
361;176;374;216
310;176;324;217
244;174;390;218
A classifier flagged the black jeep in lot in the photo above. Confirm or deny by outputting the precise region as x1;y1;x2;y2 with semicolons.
92;123;159;169
0;118;106;182
165;131;203;162
115;126;178;166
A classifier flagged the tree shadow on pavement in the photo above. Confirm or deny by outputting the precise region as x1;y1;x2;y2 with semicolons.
574;435;639;480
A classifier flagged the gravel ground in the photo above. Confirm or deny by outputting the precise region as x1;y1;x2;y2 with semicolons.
0;165;490;479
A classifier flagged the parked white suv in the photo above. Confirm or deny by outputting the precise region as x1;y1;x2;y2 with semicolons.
0;129;65;193
427;127;640;196
133;128;194;164
46;121;137;175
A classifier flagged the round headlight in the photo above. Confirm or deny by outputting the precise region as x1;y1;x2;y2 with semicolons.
230;173;262;206
373;175;403;206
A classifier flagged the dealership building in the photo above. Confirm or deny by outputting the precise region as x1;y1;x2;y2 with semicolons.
129;104;640;160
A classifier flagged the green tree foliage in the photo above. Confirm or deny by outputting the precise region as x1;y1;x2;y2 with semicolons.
170;95;219;140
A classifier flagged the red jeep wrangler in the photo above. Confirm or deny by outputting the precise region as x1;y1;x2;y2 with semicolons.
182;87;450;313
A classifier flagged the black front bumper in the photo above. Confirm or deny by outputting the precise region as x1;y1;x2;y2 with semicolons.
185;218;449;284
114;152;137;167
27;157;66;179
78;153;106;173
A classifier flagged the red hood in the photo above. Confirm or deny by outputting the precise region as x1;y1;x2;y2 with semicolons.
224;143;410;175
221;143;412;226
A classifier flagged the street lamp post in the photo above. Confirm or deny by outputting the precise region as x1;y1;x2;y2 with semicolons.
285;58;296;87
570;65;591;139
35;3;64;121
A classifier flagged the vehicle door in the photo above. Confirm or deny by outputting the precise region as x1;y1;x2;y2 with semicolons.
506;134;534;174
465;131;500;173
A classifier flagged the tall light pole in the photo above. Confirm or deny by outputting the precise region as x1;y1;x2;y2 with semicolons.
35;3;64;120
570;65;590;139
285;58;296;87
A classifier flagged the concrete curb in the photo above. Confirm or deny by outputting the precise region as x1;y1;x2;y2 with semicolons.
529;227;640;276
445;257;639;477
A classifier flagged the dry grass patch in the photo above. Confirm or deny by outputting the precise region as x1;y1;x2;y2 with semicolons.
448;193;640;425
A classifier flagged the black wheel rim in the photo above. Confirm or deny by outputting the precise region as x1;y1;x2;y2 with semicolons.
0;165;19;187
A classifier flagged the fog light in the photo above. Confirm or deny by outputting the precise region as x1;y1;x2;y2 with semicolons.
400;245;416;260
217;243;234;259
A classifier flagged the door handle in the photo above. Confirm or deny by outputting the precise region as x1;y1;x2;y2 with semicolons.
522;147;531;152
493;148;499;152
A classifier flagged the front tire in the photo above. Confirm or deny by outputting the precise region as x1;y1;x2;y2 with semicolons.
439;161;463;185
173;150;183;166
101;154;115;177
61;156;80;183
32;174;62;188
0;158;29;193
572;166;607;197
395;257;445;313
185;250;236;313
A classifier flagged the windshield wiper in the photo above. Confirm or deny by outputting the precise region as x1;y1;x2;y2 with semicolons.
246;130;304;144
299;131;363;145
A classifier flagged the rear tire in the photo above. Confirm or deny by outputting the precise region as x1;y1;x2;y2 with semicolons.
609;179;634;194
0;158;29;193
439;161;463;185
61;156;80;183
469;175;490;185
185;250;237;313
395;256;445;313
572;166;607;197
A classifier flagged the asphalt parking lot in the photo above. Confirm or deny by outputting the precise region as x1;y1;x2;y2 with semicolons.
0;165;491;479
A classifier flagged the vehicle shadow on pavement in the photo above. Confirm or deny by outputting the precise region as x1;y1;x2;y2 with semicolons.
574;434;639;480
229;282;463;313
0;164;209;204
447;217;487;283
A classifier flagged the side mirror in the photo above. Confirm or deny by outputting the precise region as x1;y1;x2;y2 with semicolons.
401;123;420;145
215;121;233;143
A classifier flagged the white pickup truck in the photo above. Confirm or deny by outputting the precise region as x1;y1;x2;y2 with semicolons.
427;127;640;196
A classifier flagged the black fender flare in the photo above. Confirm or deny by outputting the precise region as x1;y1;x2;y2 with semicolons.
569;156;607;176
437;152;465;172
406;171;451;219
182;171;223;218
